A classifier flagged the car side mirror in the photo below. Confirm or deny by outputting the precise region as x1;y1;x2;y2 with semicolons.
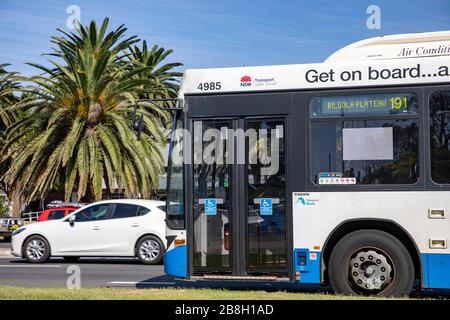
68;215;76;226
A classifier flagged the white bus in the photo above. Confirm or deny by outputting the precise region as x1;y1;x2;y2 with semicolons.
163;31;450;296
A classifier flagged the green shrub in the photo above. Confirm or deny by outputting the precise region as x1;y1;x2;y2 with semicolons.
0;199;9;217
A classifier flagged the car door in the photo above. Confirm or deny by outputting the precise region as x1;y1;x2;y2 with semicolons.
105;203;148;255
55;203;114;255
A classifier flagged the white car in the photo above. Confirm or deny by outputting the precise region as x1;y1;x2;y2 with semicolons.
11;199;167;264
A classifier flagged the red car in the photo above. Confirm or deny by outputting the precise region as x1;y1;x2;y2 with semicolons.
37;207;80;222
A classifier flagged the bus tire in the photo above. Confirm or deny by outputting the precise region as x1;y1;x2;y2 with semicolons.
328;229;414;297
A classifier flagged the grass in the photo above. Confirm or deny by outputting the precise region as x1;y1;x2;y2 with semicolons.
0;285;406;300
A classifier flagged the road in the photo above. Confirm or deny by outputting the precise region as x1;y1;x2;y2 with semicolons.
0;240;324;290
0;256;330;292
0;257;174;288
0;242;10;249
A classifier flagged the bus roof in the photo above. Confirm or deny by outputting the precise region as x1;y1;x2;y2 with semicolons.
326;30;450;63
179;31;450;96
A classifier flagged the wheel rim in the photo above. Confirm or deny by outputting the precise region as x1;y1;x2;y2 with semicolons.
26;239;46;261
139;240;160;262
348;248;394;293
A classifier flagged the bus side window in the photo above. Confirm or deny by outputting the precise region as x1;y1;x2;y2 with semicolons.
429;91;450;184
310;92;419;185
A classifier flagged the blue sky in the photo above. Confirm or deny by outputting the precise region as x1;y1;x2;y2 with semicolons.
1;0;450;75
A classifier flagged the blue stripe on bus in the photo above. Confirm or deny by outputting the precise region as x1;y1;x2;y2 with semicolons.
164;245;187;278
294;249;321;284
421;253;450;289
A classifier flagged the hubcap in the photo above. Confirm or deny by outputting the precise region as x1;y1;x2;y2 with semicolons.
139;240;160;262
349;249;393;292
26;239;46;261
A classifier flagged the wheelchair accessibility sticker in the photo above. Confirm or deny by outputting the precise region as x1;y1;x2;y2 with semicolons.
204;199;217;215
259;198;273;215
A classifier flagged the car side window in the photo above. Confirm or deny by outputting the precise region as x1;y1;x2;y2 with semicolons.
49;210;65;220
75;204;112;222
112;203;140;219
138;206;151;216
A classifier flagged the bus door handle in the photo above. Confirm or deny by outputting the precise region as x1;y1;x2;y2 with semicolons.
92;226;101;231
224;223;230;250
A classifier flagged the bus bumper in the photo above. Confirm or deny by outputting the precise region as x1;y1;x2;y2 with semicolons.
164;244;187;278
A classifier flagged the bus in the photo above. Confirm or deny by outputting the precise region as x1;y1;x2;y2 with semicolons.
163;31;450;296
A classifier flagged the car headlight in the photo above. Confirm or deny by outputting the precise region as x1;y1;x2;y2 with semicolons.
12;227;26;236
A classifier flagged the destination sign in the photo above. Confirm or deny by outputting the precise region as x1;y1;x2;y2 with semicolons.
310;92;418;117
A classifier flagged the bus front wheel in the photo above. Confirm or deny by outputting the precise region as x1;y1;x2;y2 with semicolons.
328;230;414;297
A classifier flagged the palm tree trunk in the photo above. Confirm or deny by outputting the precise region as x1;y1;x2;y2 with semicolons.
80;181;96;204
11;191;22;218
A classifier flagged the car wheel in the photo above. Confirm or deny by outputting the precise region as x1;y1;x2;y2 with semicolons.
329;230;414;297
136;235;164;265
63;256;80;262
23;235;50;263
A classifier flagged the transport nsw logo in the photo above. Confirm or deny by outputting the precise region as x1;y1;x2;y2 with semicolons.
240;75;252;87
240;75;277;87
294;193;319;206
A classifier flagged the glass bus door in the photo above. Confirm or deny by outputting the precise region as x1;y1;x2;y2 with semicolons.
246;119;287;273
192;118;287;276
192;120;233;273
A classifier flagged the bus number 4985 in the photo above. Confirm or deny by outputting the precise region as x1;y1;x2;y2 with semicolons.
197;81;221;91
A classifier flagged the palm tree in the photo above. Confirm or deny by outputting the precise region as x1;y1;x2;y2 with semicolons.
2;18;181;203
0;63;19;131
125;41;183;187
127;41;182;97
0;63;20;198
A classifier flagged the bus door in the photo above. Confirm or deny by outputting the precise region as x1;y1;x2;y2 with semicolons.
192;120;234;273
192;118;287;276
